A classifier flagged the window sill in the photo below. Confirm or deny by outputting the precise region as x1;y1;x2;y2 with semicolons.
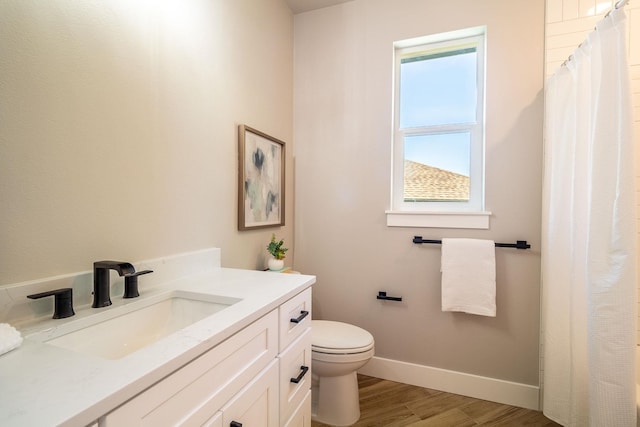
385;210;492;229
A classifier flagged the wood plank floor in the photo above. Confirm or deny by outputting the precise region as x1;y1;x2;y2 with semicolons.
311;375;561;427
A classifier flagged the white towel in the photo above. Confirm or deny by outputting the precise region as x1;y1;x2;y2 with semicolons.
0;323;23;356
441;238;496;317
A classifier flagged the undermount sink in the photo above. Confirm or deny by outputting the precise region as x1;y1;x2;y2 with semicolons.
41;291;240;360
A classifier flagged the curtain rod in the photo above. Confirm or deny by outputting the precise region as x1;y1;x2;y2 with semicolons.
614;0;629;9
560;0;629;68
607;0;629;16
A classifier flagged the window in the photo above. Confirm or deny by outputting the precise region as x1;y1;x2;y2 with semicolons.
387;27;489;229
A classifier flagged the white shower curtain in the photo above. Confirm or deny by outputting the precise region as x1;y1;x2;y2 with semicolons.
542;7;636;427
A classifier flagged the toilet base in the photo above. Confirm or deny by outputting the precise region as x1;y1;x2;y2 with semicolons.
311;371;360;426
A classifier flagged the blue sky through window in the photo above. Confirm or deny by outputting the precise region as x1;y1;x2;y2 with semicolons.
404;133;470;176
400;50;477;128
399;49;477;177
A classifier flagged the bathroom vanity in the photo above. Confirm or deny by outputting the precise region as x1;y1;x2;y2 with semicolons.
101;288;312;427
0;249;314;427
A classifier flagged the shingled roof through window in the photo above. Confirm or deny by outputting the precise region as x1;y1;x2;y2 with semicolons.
404;160;469;201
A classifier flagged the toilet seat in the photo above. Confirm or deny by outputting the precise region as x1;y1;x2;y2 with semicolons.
311;320;374;355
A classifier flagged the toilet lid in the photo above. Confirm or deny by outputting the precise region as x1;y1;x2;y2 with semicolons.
311;320;374;354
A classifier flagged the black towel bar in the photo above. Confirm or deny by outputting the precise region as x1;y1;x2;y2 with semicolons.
412;236;531;250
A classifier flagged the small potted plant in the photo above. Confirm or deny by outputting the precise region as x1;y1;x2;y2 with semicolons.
267;233;288;271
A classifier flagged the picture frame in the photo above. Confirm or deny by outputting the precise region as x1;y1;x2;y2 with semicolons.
238;125;286;230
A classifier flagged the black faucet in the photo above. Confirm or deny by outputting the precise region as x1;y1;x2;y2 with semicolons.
92;261;153;308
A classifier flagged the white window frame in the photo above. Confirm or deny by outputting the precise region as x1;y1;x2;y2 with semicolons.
386;27;491;229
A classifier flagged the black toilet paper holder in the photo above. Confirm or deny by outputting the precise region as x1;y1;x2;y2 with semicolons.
377;291;402;302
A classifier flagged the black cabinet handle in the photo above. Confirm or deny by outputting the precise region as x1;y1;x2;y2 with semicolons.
290;365;309;384
290;310;309;324
377;291;402;302
230;421;242;427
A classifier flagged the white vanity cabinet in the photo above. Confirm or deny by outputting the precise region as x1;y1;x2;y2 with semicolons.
100;287;312;427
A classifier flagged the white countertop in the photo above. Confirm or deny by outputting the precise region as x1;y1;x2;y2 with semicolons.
0;267;315;427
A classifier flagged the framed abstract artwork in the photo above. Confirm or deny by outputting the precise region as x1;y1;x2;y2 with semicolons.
238;125;285;230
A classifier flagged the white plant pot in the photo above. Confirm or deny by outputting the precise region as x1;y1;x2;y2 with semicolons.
268;258;285;271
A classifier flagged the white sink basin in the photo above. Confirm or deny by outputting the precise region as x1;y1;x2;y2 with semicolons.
41;291;240;360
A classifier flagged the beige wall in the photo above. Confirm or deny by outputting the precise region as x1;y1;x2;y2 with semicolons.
0;0;294;284
293;0;545;385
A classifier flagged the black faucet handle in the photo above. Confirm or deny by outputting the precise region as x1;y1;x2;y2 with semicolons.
127;269;154;276
27;288;75;319
123;270;153;299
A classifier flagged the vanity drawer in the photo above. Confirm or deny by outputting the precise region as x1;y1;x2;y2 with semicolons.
278;327;312;424
279;288;312;352
102;310;278;426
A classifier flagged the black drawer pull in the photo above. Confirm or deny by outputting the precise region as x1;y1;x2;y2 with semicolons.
290;310;309;324
290;365;309;383
230;421;242;427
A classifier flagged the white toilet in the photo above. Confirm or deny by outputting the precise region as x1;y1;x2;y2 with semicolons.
311;320;375;426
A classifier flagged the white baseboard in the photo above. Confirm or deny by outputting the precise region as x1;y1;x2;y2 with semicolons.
358;356;540;410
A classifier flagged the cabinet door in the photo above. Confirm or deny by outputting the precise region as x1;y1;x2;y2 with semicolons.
202;412;222;427
278;328;312;423
222;360;279;427
283;390;311;427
